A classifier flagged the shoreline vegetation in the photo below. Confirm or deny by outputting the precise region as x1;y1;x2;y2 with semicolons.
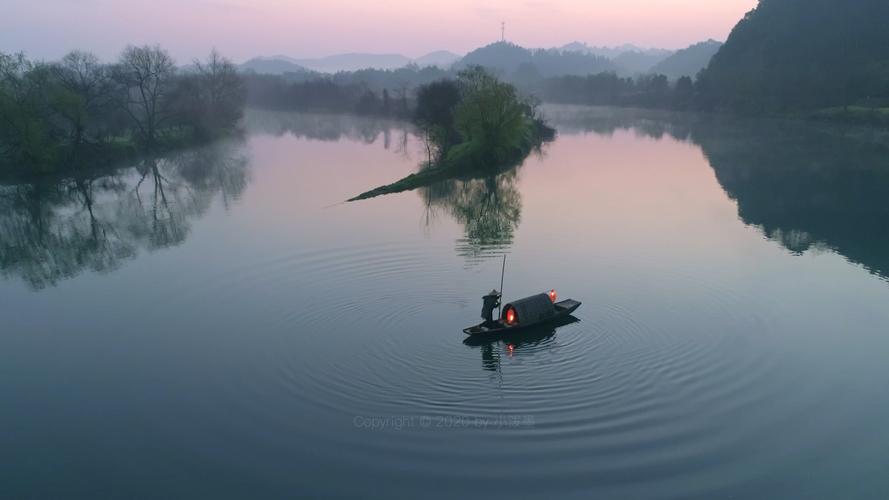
348;68;554;202
0;46;245;179
242;59;889;131
4;0;889;180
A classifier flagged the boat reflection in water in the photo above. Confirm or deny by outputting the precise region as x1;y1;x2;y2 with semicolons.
463;316;580;372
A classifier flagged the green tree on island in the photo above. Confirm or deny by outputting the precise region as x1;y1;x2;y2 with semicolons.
448;67;545;169
350;68;553;202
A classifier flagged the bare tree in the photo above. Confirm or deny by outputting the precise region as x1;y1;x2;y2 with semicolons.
114;45;175;146
192;49;245;135
52;50;112;146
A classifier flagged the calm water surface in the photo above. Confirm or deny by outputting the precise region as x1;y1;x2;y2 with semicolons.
2;107;889;499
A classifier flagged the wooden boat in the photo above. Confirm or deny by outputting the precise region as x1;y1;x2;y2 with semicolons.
463;292;581;337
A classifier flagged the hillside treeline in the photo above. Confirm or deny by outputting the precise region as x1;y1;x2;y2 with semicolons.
698;0;889;113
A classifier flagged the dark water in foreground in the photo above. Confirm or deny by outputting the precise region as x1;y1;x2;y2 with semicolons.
2;107;889;499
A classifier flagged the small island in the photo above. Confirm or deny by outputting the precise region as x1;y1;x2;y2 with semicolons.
348;67;554;202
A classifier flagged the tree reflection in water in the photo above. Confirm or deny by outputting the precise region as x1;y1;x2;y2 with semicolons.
291;104;537;264
244;109;412;152
420;168;523;263
547;105;889;282
0;140;249;289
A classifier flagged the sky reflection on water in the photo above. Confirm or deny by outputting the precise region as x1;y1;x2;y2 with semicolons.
2;107;889;499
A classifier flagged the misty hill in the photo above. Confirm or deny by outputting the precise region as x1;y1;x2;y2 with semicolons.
456;42;615;79
612;50;674;75
289;53;412;72
558;42;672;76
240;51;460;75
413;51;461;69
240;57;314;76
698;0;889;111
650;40;722;80
559;42;670;60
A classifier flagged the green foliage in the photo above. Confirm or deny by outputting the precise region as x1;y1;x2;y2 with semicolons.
413;67;551;170
0;55;63;170
450;67;535;167
0;47;246;177
351;69;554;202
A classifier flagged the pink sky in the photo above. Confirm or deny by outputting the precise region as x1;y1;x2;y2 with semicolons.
1;0;758;63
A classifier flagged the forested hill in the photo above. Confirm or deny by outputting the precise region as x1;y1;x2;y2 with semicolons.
650;40;721;81
698;0;889;111
456;42;616;78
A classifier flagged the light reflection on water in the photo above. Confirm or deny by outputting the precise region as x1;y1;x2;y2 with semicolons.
1;107;889;499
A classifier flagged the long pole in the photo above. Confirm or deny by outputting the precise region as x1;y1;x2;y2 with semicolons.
498;254;507;317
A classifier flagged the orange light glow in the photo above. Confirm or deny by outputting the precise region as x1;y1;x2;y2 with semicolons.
506;308;516;325
549;290;558;303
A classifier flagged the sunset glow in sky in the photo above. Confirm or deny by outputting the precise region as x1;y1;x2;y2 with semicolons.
1;0;758;62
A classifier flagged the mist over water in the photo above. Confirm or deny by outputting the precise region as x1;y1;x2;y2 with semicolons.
2;107;889;499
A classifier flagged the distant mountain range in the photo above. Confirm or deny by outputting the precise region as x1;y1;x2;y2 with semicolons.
239;40;721;80
240;51;461;74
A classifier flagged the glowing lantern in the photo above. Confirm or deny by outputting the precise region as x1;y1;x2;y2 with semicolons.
549;289;558;303
505;308;517;325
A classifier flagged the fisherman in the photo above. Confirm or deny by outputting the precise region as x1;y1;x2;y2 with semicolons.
481;289;502;327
